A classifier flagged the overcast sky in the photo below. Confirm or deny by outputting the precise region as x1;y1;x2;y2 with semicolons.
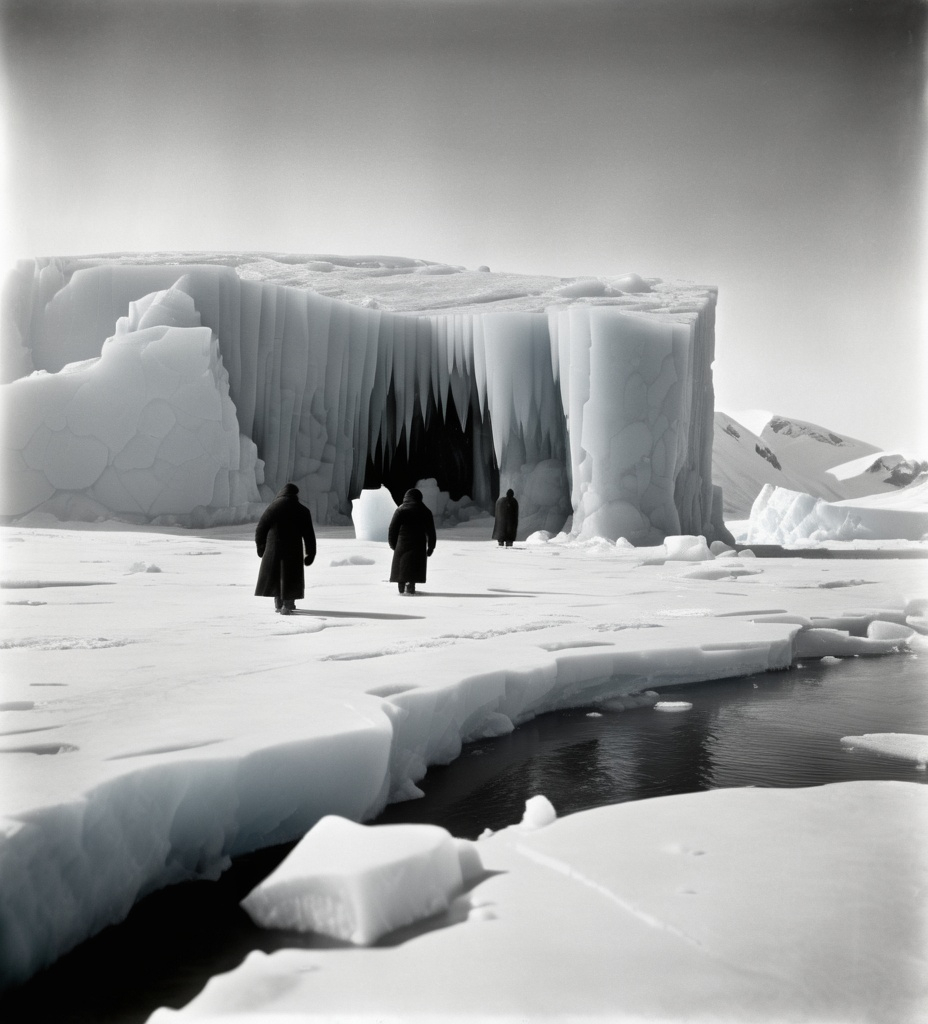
2;0;925;452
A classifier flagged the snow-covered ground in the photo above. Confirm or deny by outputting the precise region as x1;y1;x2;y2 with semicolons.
1;520;926;1019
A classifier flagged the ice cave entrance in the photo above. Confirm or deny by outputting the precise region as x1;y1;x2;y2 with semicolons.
361;382;500;508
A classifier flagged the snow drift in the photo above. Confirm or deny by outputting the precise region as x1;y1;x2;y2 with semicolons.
2;254;724;544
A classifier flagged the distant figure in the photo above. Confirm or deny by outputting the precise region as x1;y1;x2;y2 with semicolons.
388;488;436;595
254;483;316;614
493;488;519;547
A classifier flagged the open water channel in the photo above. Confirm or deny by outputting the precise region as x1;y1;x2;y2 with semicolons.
3;650;926;1023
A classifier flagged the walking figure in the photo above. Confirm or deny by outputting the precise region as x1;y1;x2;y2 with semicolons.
255;483;316;614
388;488;436;595
492;488;519;547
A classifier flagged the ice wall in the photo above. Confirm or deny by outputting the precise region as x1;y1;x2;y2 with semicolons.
550;303;717;542
2;256;722;542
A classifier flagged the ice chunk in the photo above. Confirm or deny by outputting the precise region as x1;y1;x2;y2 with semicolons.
654;700;693;712
866;621;914;642
793;628;908;659
840;733;928;769
519;795;557;830
663;535;713;562
240;816;479;945
746;482;928;544
351;487;397;542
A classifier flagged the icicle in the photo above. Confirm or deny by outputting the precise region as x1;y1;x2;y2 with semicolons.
402;317;417;445
435;317;451;421
472;317;487;418
415;318;431;424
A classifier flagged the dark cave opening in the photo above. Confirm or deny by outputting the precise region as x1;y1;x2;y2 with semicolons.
362;383;498;507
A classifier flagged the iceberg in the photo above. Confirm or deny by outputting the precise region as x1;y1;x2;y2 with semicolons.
2;254;726;544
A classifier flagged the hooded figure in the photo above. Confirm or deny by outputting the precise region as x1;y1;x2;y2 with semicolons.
388;488;436;594
254;483;316;614
492;488;519;546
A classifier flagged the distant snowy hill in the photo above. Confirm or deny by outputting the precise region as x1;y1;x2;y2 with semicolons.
713;411;926;518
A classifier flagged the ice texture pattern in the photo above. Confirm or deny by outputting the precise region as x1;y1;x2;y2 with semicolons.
2;254;722;543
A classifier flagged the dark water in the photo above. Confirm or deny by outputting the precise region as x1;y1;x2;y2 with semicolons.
2;653;926;1023
376;651;928;837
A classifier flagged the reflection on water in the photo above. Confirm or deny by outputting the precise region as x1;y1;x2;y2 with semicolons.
375;652;928;838
2;653;925;1023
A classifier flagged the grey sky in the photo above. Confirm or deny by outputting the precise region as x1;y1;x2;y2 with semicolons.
2;0;925;452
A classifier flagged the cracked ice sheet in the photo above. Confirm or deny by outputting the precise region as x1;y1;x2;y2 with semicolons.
1;523;926;990
151;782;928;1023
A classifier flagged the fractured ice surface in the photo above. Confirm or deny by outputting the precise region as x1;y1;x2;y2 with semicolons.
0;525;925;990
3;255;723;543
152;781;928;1023
0;279;262;523
241;815;482;944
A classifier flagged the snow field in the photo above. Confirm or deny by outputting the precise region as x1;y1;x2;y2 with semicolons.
1;523;926;995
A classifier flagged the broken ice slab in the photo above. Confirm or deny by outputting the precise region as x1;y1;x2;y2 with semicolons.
241;815;482;945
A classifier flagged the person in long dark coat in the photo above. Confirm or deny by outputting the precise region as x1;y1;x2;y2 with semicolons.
254;483;316;614
492;488;519;547
388;488;436;595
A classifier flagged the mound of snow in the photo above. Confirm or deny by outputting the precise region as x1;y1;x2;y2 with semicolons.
241;816;482;945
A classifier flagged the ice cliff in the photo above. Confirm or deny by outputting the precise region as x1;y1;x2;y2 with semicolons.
2;254;724;543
